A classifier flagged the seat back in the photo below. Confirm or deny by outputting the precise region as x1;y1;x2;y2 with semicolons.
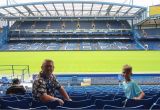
30;106;48;110
56;104;96;109
150;104;160;110
95;98;124;109
103;104;124;109
1;99;30;109
63;99;92;108
125;98;153;109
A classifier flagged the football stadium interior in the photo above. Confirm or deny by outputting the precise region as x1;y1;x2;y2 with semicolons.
0;0;160;109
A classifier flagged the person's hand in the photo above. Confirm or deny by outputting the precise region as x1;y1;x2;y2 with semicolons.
66;98;72;101
53;98;64;105
133;97;140;100
57;98;64;105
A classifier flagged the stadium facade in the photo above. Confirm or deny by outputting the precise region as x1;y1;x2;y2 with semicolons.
0;1;159;50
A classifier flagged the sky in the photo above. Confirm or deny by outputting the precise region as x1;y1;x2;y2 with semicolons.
0;0;160;7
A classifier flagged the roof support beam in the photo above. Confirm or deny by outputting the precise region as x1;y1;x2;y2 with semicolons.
114;6;123;16
82;3;84;16
23;6;35;16
98;4;103;16
123;7;132;16
33;5;43;16
90;3;94;16
72;3;75;17
3;8;15;16
53;3;59;17
134;8;144;17
13;7;26;16
63;3;67;16
106;5;113;16
43;4;51;16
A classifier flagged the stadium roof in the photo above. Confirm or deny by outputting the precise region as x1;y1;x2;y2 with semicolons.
136;14;160;26
0;1;147;20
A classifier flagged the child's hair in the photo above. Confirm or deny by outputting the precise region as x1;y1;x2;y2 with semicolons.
123;64;132;75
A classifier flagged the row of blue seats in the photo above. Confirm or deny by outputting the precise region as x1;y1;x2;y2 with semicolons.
0;85;160;109
1;95;160;109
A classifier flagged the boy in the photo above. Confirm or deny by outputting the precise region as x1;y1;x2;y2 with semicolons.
122;64;145;100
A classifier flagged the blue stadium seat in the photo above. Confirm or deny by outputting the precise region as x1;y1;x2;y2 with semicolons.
15;94;32;100
30;106;48;110
103;104;144;109
126;105;144;109
70;96;87;101
63;99;92;108
90;95;112;102
7;106;22;110
94;98;124;109
0;96;18;101
156;97;160;104
1;99;30;109
31;100;46;108
114;95;127;101
125;98;153;109
7;105;48;110
1;77;10;84
150;104;160;110
103;104;124;109
56;104;96;109
31;100;59;109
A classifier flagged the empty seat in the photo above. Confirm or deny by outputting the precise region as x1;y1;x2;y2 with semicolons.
70;96;87;101
7;106;48;110
156;97;160;104
103;104;124;109
103;104;144;109
63;99;92;108
0;96;18;101
91;95;110;101
125;98;153;109
150;104;160;110
31;100;46;108
95;98;124;109
31;100;59;109
56;104;96;109
30;106;48;110
1;99;30;109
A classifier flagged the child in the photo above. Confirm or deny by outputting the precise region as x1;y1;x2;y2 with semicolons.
122;64;145;100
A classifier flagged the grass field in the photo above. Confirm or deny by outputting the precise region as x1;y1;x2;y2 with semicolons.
0;51;160;74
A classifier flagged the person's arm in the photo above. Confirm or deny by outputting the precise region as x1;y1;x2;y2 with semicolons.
39;93;64;105
58;86;72;101
53;76;71;101
133;82;145;100
134;91;145;100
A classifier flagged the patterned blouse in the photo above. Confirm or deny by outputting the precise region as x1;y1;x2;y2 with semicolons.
32;72;61;100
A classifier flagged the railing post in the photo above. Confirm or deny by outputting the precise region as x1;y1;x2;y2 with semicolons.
27;65;30;77
11;65;14;76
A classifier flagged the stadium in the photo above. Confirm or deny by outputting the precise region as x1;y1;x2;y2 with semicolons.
0;0;160;109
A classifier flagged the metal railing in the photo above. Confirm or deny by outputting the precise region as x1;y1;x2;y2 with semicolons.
0;65;30;82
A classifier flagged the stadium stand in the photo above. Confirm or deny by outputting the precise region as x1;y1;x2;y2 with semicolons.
0;1;151;51
135;15;160;50
0;85;160;109
0;1;160;109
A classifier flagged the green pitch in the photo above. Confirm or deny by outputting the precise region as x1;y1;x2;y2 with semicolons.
0;51;160;74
